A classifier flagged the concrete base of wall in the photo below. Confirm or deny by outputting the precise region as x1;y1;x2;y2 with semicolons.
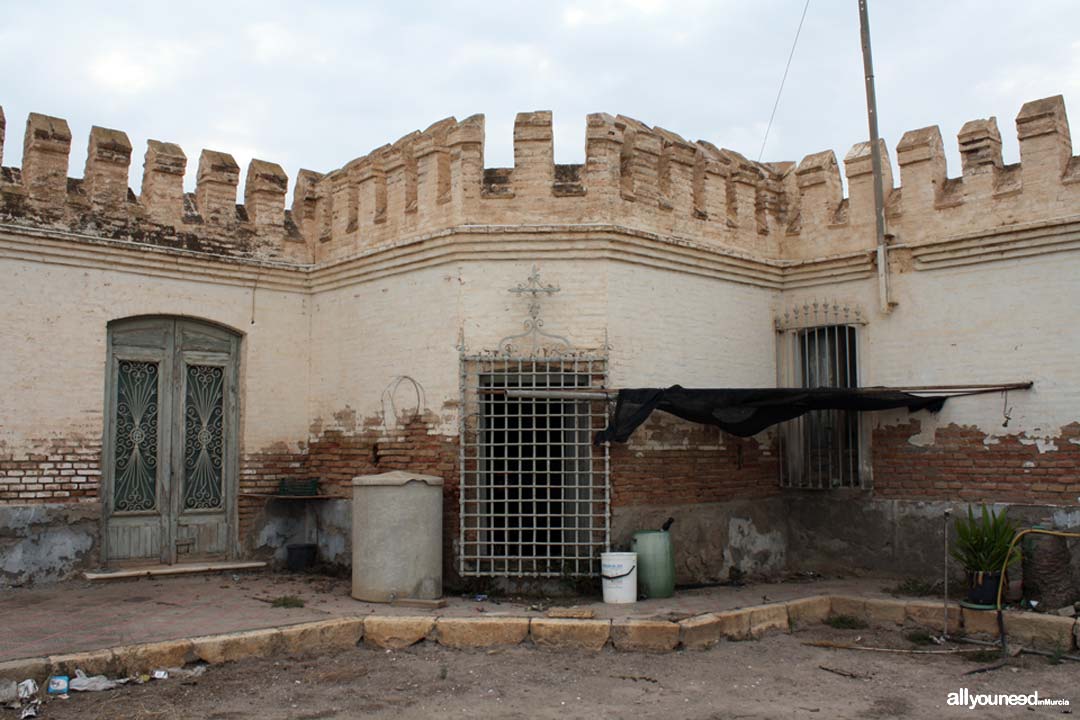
6;494;1078;590
786;495;1080;581
612;497;788;584
0;503;99;587
248;498;353;570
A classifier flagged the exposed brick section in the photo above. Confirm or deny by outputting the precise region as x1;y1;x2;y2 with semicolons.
305;414;457;493
304;414;459;576
610;413;779;507
0;437;101;504
872;421;1080;503
238;445;309;542
237;413;459;569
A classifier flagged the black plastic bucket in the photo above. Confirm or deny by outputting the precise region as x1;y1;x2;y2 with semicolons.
286;543;318;572
966;570;1003;606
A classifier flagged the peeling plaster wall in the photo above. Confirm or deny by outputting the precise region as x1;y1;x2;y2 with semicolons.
786;496;1080;582
782;251;1080;449
0;503;99;586
0;254;311;460
307;258;614;440
0;251;310;584
612;498;788;584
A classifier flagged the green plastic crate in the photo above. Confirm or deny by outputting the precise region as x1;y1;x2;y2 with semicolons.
278;478;320;496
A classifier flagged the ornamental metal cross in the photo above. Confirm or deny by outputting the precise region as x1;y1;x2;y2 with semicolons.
509;265;560;322
497;265;571;355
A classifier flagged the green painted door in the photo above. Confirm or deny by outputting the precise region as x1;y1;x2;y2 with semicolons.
103;318;240;565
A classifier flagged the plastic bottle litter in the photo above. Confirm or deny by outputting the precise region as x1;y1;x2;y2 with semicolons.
16;680;37;701
69;669;118;692
47;676;69;695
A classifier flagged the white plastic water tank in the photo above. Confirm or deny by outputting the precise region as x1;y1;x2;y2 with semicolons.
351;471;443;602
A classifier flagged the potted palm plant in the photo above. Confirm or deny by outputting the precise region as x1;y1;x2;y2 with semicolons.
951;506;1021;606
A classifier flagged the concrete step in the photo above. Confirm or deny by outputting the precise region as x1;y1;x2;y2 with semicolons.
83;561;267;581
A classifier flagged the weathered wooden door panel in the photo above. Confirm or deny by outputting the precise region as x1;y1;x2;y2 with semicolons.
103;318;239;566
173;347;236;560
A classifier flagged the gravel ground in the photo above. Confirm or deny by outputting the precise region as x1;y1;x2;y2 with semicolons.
13;625;1077;719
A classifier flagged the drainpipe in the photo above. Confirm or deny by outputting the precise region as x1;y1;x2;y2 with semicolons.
858;0;894;313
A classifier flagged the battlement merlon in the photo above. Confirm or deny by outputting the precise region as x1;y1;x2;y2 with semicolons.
1016;95;1073;187
84;126;133;214
0;93;1076;265
23;112;72;210
141;140;187;225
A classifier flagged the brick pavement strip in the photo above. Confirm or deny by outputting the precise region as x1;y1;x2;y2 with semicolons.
279;618;365;654
529;618;611;651
111;639;195;676
610;620;679;652
904;599;962;635
748;604;790;638
962;607;1001;638
1;596;1077;684
1002;612;1076;651
436;617;530;648
364;616;435;649
785;596;831;629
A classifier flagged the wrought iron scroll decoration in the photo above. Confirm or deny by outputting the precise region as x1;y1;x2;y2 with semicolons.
496;265;574;356
113;360;159;512
774;299;867;332
183;365;225;510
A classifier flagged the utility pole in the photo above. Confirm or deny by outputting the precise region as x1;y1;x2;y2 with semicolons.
858;0;894;313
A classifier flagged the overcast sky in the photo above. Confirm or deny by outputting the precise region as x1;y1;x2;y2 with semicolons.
1;1;1077;199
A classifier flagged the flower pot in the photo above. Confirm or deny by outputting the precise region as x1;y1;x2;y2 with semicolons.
966;570;1003;606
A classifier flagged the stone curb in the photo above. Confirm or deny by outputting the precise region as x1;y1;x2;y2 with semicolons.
3;595;1077;682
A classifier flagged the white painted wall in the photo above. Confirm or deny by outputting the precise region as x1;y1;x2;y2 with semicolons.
781;251;1080;444
0;256;310;455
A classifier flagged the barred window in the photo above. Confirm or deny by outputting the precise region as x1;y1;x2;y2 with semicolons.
777;324;863;489
459;355;609;577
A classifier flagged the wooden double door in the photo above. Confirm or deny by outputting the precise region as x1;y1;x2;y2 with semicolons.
102;317;240;565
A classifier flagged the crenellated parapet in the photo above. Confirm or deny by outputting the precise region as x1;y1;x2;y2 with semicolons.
0;111;308;262
289;109;793;262
781;94;1078;256
0;94;1076;267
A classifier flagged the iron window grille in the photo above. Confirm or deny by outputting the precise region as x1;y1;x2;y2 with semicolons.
459;354;610;577
777;316;865;489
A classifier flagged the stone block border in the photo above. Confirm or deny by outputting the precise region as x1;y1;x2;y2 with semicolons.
2;595;1076;683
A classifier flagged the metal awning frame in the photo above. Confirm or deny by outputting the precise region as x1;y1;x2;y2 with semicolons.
489;382;1034;402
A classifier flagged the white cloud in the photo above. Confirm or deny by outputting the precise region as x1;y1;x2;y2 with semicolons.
562;0;670;27
85;42;198;96
88;50;157;94
976;40;1080;103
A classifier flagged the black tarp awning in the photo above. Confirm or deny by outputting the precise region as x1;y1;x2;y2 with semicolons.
594;386;948;444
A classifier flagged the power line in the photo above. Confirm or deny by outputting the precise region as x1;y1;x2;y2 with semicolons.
757;0;812;162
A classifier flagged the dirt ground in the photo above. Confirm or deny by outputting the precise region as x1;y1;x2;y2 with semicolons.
14;625;1077;720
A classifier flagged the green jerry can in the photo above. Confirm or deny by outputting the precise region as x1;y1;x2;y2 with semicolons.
631;520;675;599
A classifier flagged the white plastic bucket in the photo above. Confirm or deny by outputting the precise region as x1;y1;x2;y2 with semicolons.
600;551;638;604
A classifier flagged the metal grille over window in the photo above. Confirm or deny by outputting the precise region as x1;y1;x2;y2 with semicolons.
460;355;610;577
777;306;863;489
113;360;160;512
183;364;225;510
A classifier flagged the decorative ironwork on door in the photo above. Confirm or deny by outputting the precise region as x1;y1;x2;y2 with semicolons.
183;365;225;510
113;360;160;512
